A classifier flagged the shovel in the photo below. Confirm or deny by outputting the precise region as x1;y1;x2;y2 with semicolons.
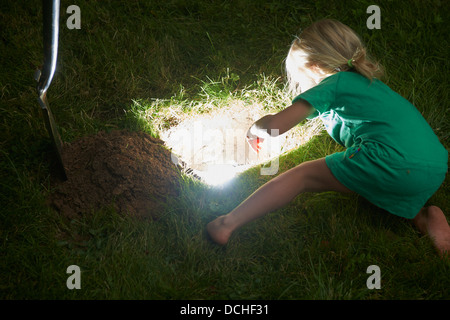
35;0;67;180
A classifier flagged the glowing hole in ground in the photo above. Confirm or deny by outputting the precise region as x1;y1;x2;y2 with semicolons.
159;100;323;186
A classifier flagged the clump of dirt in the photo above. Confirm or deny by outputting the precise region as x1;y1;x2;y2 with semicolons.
49;129;182;220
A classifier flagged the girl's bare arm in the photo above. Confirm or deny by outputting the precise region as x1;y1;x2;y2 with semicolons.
248;99;314;138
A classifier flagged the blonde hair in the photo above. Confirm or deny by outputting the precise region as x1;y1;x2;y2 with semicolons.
286;19;383;94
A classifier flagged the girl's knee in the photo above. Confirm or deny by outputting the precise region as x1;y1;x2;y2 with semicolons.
293;159;351;193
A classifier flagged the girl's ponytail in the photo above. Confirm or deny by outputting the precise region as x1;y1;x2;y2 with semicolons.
347;47;383;80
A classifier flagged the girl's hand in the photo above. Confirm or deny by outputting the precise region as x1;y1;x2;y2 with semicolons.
247;136;264;154
246;127;264;154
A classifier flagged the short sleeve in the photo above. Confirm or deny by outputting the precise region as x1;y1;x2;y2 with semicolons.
291;73;340;119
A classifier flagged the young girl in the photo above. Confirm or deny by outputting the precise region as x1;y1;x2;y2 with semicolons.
207;19;450;256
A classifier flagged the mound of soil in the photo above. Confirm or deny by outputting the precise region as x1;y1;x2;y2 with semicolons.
50;130;182;220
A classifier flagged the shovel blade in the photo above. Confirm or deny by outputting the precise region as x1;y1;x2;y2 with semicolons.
38;93;67;180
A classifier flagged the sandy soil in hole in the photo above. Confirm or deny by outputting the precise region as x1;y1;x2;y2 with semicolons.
160;100;324;179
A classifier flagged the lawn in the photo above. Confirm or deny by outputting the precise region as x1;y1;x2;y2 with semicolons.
1;0;449;304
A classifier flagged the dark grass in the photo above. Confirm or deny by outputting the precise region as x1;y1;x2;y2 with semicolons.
1;0;449;301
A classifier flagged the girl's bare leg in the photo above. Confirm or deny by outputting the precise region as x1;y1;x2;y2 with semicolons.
413;206;450;257
206;158;352;245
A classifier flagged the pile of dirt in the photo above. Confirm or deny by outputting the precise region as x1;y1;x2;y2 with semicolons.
49;129;182;220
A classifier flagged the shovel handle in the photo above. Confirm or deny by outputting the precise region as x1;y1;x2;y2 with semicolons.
37;0;60;98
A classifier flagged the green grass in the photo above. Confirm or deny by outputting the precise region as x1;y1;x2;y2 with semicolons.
1;0;449;302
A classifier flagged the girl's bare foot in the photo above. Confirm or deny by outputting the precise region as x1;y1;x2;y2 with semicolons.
413;206;450;258
206;215;233;245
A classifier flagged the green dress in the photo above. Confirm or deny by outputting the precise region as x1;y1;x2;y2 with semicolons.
293;71;448;219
